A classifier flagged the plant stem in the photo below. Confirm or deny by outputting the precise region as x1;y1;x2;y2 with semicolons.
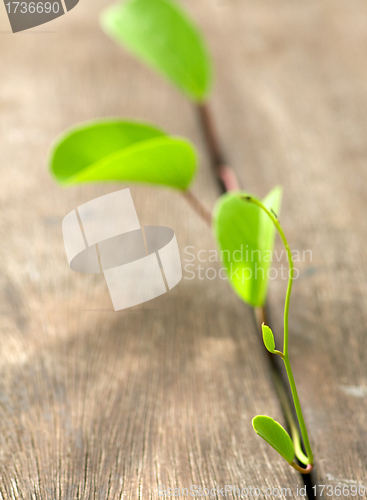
182;102;240;227
181;190;212;226
196;103;240;192
284;357;313;465
243;196;314;466
255;309;308;465
290;462;313;475
272;365;309;465
196;101;315;470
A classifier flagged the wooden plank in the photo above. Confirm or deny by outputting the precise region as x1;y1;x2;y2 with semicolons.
0;1;305;498
197;0;367;494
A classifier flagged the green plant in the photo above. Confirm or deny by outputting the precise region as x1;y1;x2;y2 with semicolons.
242;195;313;474
101;0;212;102
51;120;196;189
213;187;282;308
49;0;314;475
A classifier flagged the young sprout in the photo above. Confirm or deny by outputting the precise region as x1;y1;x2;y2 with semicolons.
49;0;315;478
242;195;314;475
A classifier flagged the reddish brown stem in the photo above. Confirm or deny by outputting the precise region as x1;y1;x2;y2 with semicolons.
181;190;212;227
196;103;240;192
196;101;315;484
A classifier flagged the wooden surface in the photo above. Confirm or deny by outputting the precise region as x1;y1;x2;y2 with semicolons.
0;0;367;498
204;0;367;494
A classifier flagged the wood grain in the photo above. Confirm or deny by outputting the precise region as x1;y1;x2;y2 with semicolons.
0;0;311;498
1;0;367;497
188;0;367;496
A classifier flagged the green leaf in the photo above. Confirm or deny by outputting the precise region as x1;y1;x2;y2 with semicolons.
213;186;282;307
262;324;275;353
101;0;212;102
252;415;294;463
49;120;197;190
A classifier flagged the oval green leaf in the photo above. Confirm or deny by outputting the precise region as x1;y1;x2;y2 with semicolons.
252;415;294;463
49;120;197;190
101;0;212;102
262;324;275;353
213;186;282;307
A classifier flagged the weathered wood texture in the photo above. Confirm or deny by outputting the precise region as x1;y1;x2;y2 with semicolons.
0;0;366;498
0;1;304;499
191;0;367;495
